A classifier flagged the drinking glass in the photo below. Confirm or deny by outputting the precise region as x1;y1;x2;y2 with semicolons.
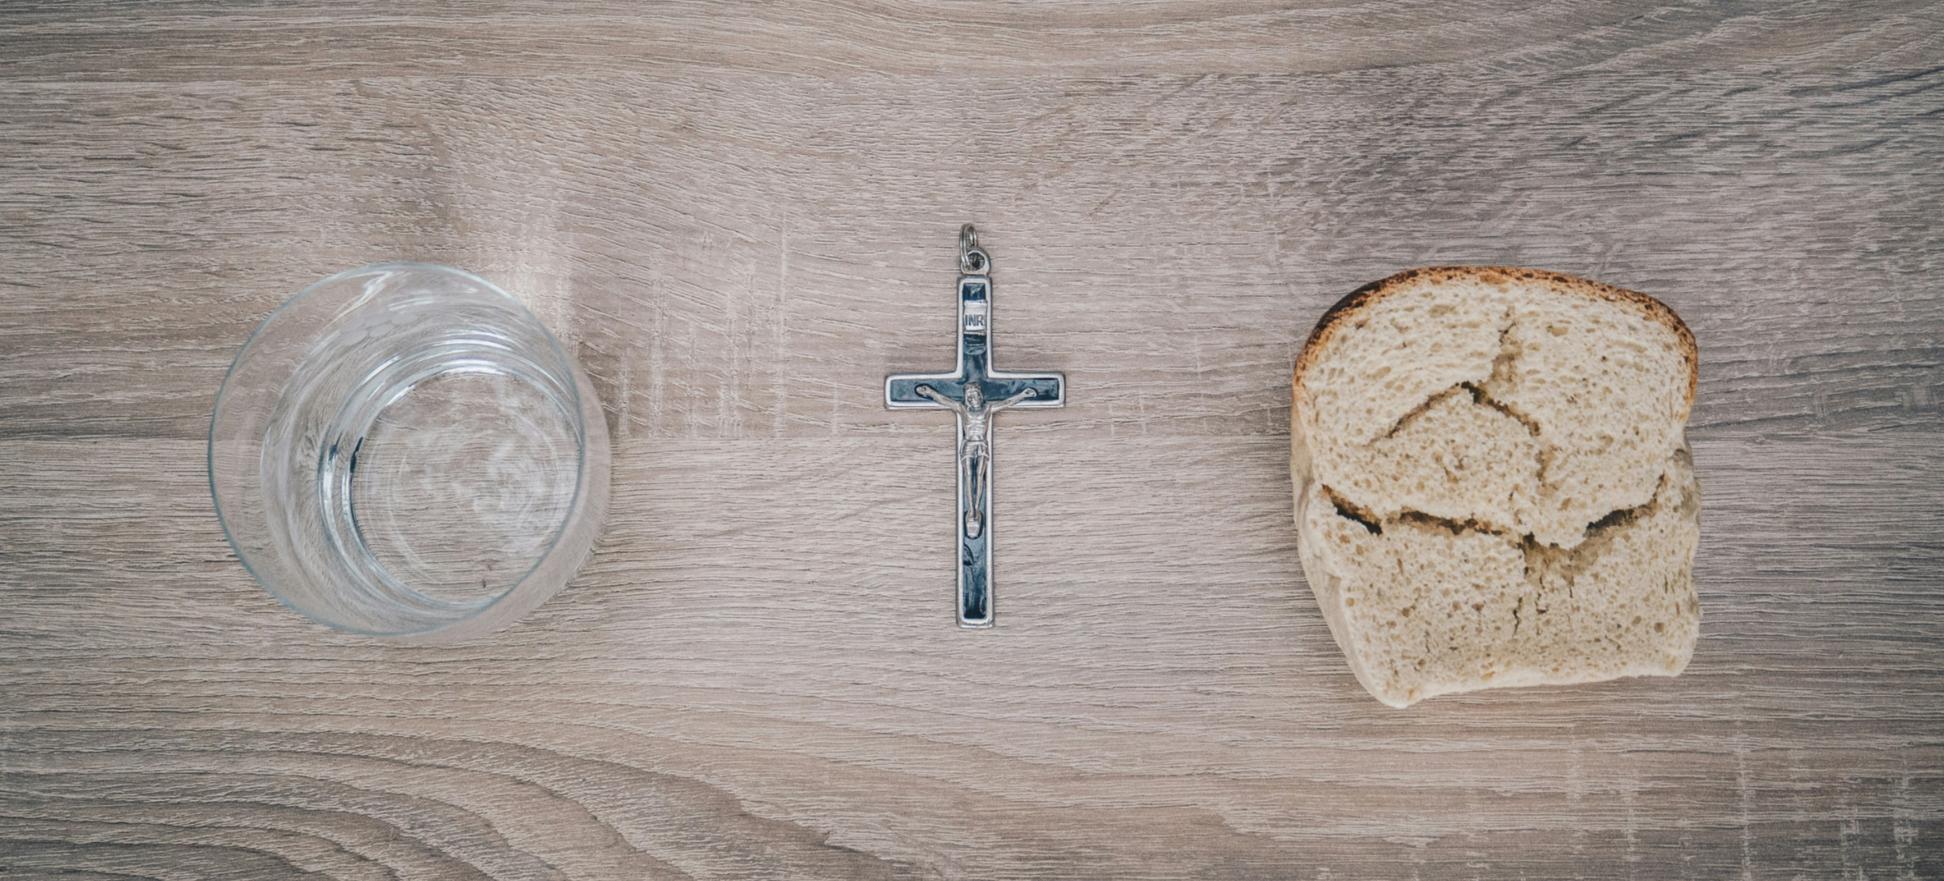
209;263;610;641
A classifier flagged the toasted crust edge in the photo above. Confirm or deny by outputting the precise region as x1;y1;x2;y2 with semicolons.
1293;266;1699;408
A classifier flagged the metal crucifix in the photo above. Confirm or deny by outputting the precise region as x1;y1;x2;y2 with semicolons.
885;225;1066;628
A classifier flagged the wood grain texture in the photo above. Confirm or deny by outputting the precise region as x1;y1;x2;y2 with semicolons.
3;2;1942;878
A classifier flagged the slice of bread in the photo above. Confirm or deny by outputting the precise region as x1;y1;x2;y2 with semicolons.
1292;267;1700;708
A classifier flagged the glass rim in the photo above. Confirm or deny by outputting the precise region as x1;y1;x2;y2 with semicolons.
207;261;598;639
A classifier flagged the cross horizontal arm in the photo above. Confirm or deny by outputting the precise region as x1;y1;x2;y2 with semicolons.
885;373;1066;409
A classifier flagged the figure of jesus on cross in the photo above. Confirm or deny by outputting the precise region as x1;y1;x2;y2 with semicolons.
886;226;1066;628
912;382;1038;541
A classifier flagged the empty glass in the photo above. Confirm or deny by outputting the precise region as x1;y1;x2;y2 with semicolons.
209;263;610;641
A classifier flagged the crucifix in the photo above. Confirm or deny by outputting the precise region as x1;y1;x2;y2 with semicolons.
885;225;1066;628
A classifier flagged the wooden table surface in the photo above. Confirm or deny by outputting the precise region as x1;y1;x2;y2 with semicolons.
4;3;1942;879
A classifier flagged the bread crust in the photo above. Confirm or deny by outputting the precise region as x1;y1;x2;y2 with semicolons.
1294;266;1698;407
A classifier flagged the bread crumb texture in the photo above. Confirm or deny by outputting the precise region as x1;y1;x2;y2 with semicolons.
1293;267;1700;708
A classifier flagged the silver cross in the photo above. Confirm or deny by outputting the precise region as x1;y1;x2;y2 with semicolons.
885;225;1066;628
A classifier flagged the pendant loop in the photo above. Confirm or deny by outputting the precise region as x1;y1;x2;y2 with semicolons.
959;224;989;275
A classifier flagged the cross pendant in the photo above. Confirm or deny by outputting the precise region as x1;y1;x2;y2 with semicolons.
886;226;1066;628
